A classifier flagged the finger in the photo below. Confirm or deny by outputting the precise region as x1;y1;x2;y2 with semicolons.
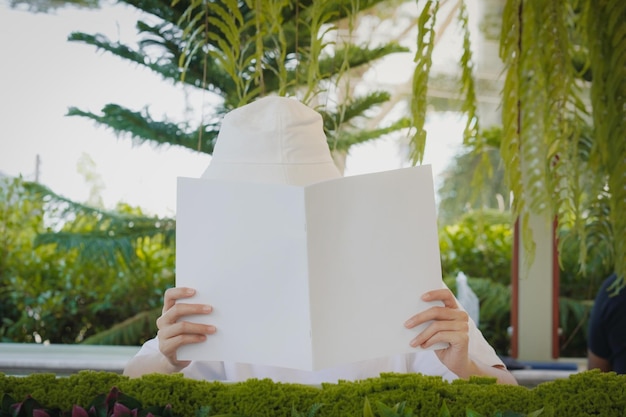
163;287;196;313
157;322;216;364
158;321;216;341
159;332;208;362
158;303;213;328
421;288;458;308
409;318;469;348
404;306;468;329
425;330;469;350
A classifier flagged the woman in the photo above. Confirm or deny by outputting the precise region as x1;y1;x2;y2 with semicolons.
124;96;518;386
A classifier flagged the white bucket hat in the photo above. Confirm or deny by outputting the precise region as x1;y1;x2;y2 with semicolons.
201;96;341;186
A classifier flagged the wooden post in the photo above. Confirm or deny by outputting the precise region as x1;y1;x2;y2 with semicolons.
511;215;559;360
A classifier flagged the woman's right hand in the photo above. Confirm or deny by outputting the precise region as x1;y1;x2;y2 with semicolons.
156;287;216;371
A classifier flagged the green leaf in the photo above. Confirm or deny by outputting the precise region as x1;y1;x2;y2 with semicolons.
363;397;375;417
438;401;451;417
526;408;545;417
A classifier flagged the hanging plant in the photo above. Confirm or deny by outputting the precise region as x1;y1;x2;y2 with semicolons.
485;0;625;290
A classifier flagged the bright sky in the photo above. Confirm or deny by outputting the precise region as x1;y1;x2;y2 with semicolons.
0;1;466;217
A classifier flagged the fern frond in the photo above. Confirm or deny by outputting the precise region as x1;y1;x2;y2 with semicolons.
519;0;551;216
409;0;440;164
457;0;479;145
498;0;522;219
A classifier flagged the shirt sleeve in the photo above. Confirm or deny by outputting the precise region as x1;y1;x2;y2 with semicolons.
587;277;612;358
134;337;160;356
467;314;505;367
133;337;228;380
444;281;505;368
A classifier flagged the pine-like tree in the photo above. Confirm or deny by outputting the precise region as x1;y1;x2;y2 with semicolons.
66;0;411;159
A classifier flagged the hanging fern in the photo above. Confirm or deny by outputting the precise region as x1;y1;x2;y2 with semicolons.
457;0;495;210
458;0;479;145
409;0;440;164
499;0;523;216
498;0;538;276
498;0;625;290
586;0;626;292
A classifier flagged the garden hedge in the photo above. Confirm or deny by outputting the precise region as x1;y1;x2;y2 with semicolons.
1;370;625;416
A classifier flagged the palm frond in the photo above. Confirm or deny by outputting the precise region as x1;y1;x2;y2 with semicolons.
22;181;175;268
558;296;593;354
81;308;161;345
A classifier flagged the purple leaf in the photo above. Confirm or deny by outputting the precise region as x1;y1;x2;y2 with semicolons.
112;402;132;417
71;405;90;417
33;409;51;417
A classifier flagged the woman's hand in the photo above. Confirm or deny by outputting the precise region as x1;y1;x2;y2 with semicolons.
156;287;216;371
404;288;473;378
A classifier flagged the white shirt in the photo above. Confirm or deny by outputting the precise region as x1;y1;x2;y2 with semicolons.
133;315;503;385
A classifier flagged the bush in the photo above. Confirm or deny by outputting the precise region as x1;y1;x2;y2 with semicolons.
1;370;625;417
0;177;172;346
439;209;513;286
